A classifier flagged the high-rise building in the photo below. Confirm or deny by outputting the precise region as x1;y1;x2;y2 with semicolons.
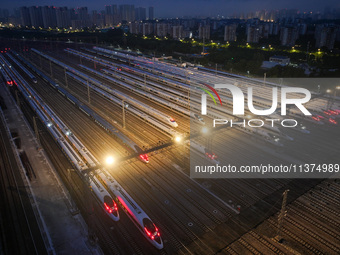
92;10;104;28
105;5;112;15
280;26;299;46
77;7;89;21
104;5;113;26
71;7;90;28
156;23;169;37
20;7;31;27
148;7;154;20
129;22;140;34
259;23;270;39
112;5;120;24
0;8;9;21
41;6;57;28
298;23;307;35
198;25;210;40
112;5;118;15
224;24;237;42
142;23;154;35
172;26;183;39
55;7;71;28
28;6;43;27
315;25;338;49
135;7;146;21
119;5;135;22
246;25;260;43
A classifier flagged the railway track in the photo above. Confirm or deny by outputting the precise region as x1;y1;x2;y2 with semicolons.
0;95;46;254
2;43;339;255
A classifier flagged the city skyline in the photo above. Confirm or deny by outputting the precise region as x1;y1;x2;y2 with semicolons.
1;0;339;18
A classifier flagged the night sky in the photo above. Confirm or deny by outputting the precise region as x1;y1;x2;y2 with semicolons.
1;0;339;18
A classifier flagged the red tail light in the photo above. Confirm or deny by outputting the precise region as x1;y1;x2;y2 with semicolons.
329;118;337;125
104;202;116;214
206;152;217;160
329;110;338;115
139;154;149;162
144;227;151;236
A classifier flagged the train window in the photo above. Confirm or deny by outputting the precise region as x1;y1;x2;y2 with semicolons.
143;218;156;233
104;196;115;208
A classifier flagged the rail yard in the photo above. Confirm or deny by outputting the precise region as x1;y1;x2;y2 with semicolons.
0;40;339;254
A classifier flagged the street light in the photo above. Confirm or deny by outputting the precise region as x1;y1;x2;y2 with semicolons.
105;156;115;166
175;136;182;143
201;127;209;134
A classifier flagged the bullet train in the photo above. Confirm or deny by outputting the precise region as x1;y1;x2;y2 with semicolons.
98;170;164;249
67;48;292;143
0;55;14;86
189;140;220;164
6;53;37;83
10;51;165;249
77;64;179;128
3;55;120;221
84;48;287;134
32;48;179;128
89;174;119;220
14;50;150;164
64;48;284;144
66;71;180;139
84;65;205;124
65;48;206;125
92;46;335;127
0;65;13;86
